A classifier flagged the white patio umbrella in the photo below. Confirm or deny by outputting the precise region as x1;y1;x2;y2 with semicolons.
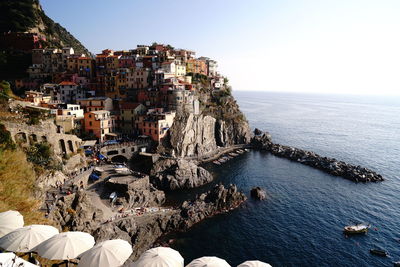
33;231;95;260
186;256;231;267
78;239;132;267
0;210;24;237
0;224;59;252
237;260;272;267
130;247;184;267
0;252;39;267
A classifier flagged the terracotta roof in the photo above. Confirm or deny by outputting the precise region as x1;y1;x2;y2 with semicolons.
59;81;77;86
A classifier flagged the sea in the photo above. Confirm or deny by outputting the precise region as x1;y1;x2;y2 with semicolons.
165;91;400;267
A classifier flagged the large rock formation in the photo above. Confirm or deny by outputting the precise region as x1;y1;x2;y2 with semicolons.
178;184;247;230
105;174;165;208
49;190;103;232
150;158;213;190
252;131;384;183
158;90;251;159
167;113;217;158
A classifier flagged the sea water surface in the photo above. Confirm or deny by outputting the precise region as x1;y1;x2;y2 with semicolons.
166;92;400;267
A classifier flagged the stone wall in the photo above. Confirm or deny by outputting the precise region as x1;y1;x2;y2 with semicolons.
2;119;82;156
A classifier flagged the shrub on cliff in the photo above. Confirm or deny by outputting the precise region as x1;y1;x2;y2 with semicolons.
24;142;61;173
0;123;16;151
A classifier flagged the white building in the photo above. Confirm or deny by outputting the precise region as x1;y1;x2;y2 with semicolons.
59;81;85;103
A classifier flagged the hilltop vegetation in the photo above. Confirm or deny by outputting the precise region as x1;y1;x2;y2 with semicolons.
0;0;90;55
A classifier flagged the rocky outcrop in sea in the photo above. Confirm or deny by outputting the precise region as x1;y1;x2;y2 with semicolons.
250;187;267;200
150;158;213;190
252;132;384;183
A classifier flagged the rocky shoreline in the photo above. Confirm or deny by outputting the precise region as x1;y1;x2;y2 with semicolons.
251;131;384;183
93;184;246;261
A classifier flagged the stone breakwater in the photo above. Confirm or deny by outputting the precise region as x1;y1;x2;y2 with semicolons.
252;132;384;183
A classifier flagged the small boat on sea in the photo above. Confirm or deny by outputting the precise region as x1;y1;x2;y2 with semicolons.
370;249;388;257
213;160;221;165
343;223;370;234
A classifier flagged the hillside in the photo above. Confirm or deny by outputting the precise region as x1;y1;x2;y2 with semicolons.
0;0;90;55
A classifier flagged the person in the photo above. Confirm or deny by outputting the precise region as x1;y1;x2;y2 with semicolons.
28;253;40;265
79;181;84;190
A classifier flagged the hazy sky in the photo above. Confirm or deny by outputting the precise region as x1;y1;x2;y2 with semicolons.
41;0;400;95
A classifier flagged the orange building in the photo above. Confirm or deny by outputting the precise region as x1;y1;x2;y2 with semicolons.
186;59;207;75
67;56;95;78
84;110;114;142
136;110;175;142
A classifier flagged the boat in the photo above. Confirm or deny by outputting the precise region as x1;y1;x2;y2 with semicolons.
343;223;370;234
370;249;388;257
213;160;221;165
114;166;131;174
394;262;400;267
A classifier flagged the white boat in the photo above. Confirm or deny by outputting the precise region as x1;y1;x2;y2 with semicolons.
343;223;370;234
114;166;131;174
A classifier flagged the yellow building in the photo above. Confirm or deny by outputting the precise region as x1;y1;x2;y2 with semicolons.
120;102;147;134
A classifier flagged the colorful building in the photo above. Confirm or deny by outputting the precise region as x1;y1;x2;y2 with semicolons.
136;110;176;142
84;110;114;142
120;102;147;134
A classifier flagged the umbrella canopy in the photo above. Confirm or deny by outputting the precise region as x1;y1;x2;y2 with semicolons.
0;210;24;238
0;224;59;252
0;252;39;267
78;239;132;267
130;247;184;267
237;261;272;267
186;257;231;267
33;231;95;260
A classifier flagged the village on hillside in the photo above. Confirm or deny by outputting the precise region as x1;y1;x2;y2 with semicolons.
2;32;227;151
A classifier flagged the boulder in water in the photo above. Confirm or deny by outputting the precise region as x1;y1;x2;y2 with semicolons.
250;187;267;200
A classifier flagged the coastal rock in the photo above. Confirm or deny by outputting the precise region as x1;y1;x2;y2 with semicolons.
49;190;103;232
105;174;165;208
250;187;266;200
251;135;384;183
178;184;247;230
251;132;273;149
150;158;213;190
167;113;218;158
254;128;263;136
94;184;246;262
215;118;251;147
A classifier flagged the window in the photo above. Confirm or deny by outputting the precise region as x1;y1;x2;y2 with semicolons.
89;114;92;118
89;121;92;126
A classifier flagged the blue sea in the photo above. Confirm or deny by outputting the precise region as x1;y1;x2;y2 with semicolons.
167;91;400;267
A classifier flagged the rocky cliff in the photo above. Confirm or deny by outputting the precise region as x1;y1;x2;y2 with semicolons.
166;113;217;158
159;88;251;158
0;0;90;55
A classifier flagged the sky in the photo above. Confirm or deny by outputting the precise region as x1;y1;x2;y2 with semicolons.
41;0;400;95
